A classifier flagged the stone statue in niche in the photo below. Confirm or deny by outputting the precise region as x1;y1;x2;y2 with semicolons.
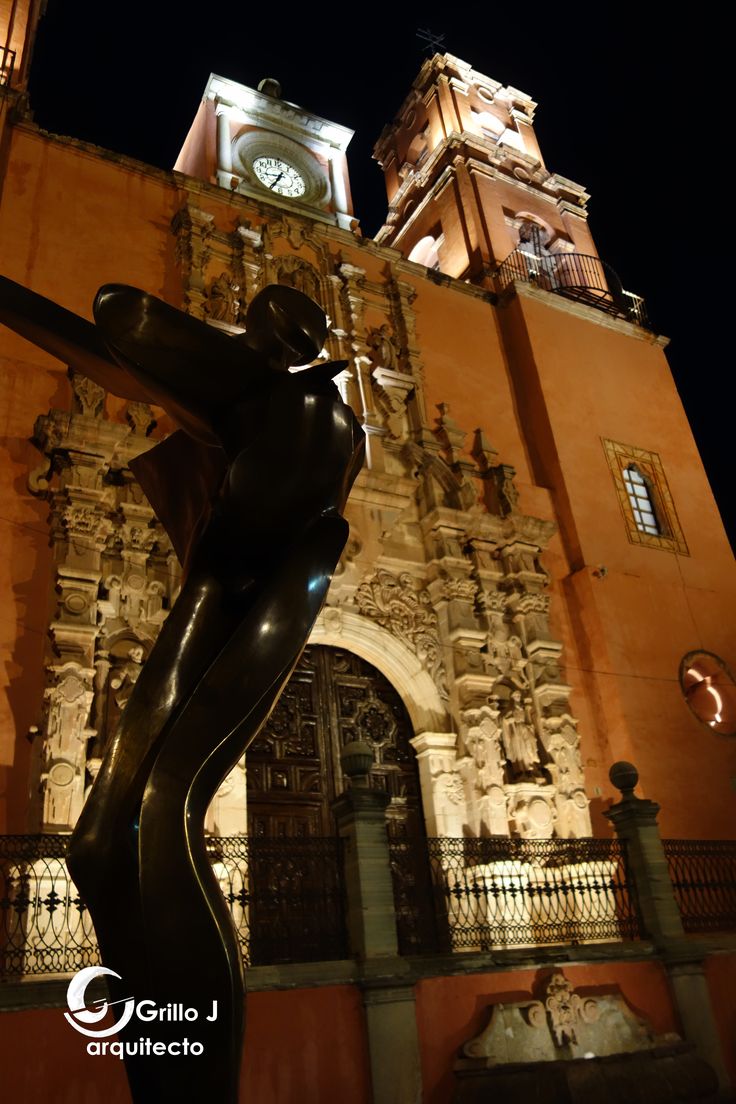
275;255;321;302
501;689;541;776
109;642;145;713
486;633;529;688
205;272;241;325
366;323;399;370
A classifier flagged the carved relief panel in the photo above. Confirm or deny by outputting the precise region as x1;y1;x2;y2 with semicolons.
28;374;177;831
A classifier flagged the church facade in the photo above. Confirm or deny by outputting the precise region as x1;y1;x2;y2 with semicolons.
1;14;735;1102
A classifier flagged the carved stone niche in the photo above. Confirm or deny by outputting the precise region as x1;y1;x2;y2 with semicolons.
453;970;719;1103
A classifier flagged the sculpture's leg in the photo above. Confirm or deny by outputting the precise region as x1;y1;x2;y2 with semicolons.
134;512;348;1104
67;564;247;1102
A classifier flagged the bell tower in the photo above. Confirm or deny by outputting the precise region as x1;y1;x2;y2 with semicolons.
373;53;598;284
175;73;356;231
1;0;44;90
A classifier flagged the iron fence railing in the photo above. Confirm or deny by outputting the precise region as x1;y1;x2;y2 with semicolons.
663;839;736;934
0;834;347;980
494;248;650;328
0;834;98;978
390;835;642;954
7;831;734;979
208;835;348;966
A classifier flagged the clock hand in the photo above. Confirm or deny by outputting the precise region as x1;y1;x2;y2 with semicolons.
269;172;284;190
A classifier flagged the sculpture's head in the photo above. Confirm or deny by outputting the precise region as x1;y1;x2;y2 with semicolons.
238;285;328;371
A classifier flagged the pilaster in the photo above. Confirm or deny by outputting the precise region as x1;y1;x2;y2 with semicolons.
606;762;732;1092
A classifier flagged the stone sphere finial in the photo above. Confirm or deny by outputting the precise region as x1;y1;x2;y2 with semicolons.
258;78;282;99
340;739;374;786
609;760;639;798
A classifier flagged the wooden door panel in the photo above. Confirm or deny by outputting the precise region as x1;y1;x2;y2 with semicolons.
247;645;423;838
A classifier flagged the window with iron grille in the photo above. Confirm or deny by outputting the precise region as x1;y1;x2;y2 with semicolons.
602;438;688;555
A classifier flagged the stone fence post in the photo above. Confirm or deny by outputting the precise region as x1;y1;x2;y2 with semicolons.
605;761;732;1093
332;740;422;1104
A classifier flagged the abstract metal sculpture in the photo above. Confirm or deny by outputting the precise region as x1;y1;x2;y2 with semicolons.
0;275;365;1102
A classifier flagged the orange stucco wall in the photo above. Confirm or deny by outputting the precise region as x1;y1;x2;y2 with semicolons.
0;984;371;1103
415;960;679;1104
497;292;736;835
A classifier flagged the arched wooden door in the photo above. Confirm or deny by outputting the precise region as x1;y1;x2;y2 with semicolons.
246;645;423;838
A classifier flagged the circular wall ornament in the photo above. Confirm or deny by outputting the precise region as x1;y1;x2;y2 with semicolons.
232;131;330;207
64;593;89;615
477;85;496;104
680;650;736;736
49;762;75;787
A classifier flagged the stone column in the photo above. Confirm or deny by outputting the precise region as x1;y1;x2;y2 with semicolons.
332;741;422;1104
410;731;465;836
605;761;732;1092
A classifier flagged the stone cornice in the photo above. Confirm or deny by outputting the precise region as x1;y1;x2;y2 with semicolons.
506;280;669;346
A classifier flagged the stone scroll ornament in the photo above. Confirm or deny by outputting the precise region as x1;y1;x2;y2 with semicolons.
0;275;365;1103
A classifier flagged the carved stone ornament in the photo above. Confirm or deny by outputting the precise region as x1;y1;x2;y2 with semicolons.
456;970;688;1069
125;401;156;436
544;971;597;1046
205;272;241;324
437;771;465;805
459;703;505;792
69;369;105;417
355;568;449;699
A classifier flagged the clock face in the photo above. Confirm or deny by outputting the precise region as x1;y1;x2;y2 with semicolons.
252;156;306;198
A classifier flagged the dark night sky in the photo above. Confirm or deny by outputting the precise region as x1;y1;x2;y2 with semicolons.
25;2;733;551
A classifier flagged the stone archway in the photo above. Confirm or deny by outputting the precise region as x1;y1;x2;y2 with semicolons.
309;607;448;734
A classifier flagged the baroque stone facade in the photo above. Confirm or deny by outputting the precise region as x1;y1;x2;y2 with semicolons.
28;199;591;841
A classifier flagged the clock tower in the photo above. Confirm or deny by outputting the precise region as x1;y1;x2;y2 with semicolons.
175;73;355;230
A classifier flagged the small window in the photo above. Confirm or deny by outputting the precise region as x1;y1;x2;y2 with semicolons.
602;438;688;555
622;465;660;535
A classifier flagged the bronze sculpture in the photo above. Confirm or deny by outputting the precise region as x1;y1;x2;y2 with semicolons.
0;274;365;1102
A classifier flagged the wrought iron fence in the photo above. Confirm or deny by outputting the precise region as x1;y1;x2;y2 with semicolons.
494;248;650;328
663;839;736;934
0;834;347;980
208;835;348;966
0;834;98;978
390;835;642;954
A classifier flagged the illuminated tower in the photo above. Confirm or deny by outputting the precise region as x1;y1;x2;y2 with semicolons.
175;73;355;231
0;0;44;90
374;53;736;835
